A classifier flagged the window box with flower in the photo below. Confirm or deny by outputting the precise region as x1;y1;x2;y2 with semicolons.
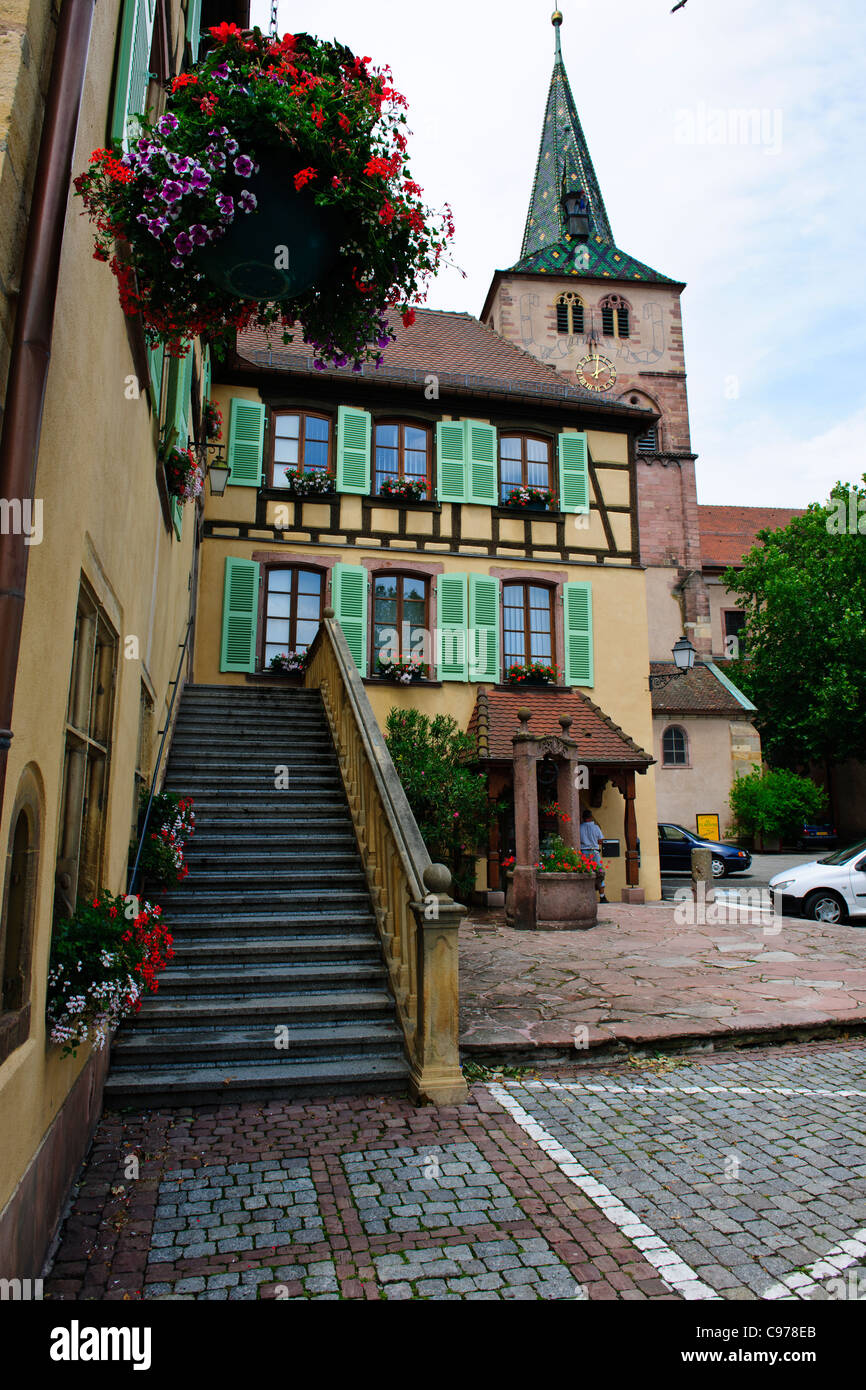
73;25;454;368
502;485;555;513
504;661;559;688
202;399;223;441
283;467;336;497
377;656;427;684
264;651;310;684
378;476;428;503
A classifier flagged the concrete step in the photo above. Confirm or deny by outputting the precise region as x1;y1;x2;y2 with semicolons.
103;1054;409;1107
136;988;396;1024
156;960;389;995
111;1019;403;1065
165;935;381;964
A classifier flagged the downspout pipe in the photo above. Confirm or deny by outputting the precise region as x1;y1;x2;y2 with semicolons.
0;0;96;811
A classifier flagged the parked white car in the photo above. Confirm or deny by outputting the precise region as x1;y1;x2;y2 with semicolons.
769;840;866;924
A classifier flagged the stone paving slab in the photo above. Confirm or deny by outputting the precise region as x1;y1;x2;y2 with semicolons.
460;905;866;1057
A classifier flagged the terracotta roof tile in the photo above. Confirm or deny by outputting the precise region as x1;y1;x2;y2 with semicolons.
235;309;649;413
467;688;653;765
699;505;806;569
650;662;750;715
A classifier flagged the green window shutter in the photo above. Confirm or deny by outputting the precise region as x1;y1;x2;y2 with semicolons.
336;405;371;494
436;573;469;681
220;558;260;672
558;431;590;513
227;398;266;486
186;0;202;61
171;496;183;540
563;581;594;687
466;421;498;506
111;0;156;151
469;574;500;682
202;347;212;403
147;341;164;411
331;563;368;675
164;345;192;445
436;421;468;503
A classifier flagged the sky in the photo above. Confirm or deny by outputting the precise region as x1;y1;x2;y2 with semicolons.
249;0;866;507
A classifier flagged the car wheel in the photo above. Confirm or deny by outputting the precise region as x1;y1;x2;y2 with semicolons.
711;856;727;878
803;890;847;925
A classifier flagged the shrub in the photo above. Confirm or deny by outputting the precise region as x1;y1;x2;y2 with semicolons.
384;708;496;902
728;766;826;842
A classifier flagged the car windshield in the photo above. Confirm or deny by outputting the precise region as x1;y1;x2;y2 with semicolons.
818;839;866;866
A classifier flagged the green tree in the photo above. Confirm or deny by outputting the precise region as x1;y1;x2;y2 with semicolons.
384;708;494;903
723;477;866;770
728;766;826;844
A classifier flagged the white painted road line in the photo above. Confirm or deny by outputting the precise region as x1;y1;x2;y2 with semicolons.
763;1230;866;1300
523;1081;866;1099
487;1081;721;1301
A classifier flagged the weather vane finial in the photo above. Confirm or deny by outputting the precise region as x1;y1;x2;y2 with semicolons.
552;9;563;58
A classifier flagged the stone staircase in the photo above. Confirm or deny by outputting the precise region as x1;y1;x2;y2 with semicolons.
105;684;408;1107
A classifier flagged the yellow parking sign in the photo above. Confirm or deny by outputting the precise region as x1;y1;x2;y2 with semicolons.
696;814;720;841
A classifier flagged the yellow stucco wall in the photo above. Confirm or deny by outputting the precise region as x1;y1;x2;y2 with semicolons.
0;0;197;1218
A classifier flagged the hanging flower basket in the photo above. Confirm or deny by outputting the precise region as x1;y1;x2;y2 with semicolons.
162;443;203;502
73;24;454;366
202;399;223;440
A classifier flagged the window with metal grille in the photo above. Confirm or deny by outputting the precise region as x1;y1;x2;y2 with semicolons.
556;293;584;335
662;725;689;767
637;425;657;453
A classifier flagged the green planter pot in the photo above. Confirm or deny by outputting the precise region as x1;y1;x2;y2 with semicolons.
198;151;341;301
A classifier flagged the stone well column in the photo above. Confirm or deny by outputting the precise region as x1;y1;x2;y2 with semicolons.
511;708;539;930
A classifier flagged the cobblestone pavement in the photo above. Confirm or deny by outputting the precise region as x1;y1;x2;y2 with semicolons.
460;905;866;1055
44;1042;866;1301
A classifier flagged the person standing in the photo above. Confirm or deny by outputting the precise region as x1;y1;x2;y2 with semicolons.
580;808;608;903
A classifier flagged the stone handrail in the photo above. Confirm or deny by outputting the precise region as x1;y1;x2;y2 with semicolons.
304;611;467;1105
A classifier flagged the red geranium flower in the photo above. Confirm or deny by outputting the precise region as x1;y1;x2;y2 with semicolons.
209;21;241;42
294;167;317;190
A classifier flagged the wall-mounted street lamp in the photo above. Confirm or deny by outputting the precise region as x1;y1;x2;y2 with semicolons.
649;636;696;691
191;436;230;496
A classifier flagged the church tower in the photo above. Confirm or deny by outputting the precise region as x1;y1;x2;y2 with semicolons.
481;8;711;658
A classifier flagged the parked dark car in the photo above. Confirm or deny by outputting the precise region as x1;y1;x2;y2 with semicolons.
658;823;752;878
798;822;838;851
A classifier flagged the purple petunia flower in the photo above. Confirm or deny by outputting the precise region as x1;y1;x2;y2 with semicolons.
161;179;185;204
225;138;239;155
170;255;184;268
157;113;179;135
237;189;257;212
166;153;191;175
149;217;167;238
189;166;211;192
216;193;234;218
188;224;208;246
174;231;193;255
212;62;230;79
233;154;255;177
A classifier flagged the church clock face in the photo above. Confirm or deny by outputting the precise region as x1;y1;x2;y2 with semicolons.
576;352;617;392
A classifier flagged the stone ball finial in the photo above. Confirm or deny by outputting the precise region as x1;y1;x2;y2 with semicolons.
423;863;452;895
517;707;532;726
552;8;563;25
323;606;336;619
559;714;573;731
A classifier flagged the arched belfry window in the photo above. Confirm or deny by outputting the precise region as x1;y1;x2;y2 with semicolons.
600;292;630;340
556;291;584;336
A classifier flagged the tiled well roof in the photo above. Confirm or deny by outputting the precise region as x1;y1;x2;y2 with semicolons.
235;310;648;413
650;661;753;716
467;688;653;766
699;505;806;569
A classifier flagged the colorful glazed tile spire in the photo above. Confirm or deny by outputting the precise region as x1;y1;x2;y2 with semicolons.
515;10;675;284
